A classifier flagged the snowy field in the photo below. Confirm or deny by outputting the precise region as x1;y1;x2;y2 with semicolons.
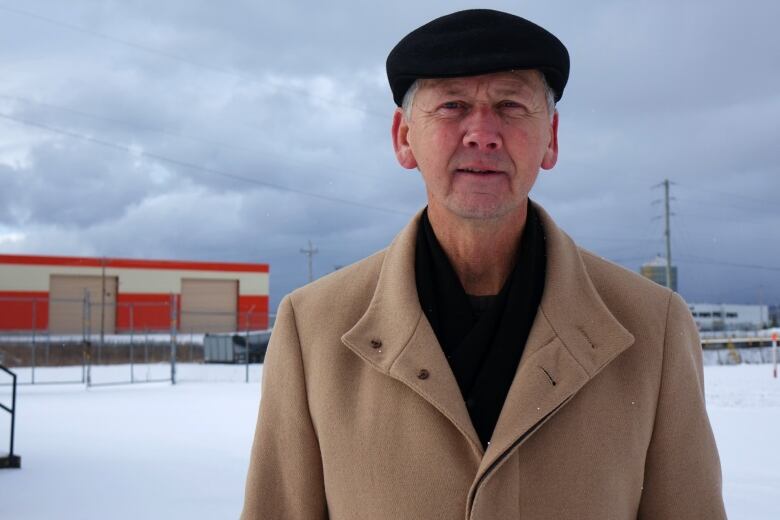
1;363;778;519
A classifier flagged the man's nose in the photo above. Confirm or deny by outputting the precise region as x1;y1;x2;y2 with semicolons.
462;105;502;151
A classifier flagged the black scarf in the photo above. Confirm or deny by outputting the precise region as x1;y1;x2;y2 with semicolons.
415;202;546;448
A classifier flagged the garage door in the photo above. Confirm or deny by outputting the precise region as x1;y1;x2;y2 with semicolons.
49;275;117;334
180;279;237;333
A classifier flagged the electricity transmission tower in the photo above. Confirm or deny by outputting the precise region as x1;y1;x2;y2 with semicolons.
300;240;319;283
653;179;675;290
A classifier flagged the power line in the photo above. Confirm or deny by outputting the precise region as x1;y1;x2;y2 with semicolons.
674;196;777;215
0;111;412;217
676;255;780;272
0;93;402;187
675;211;748;223
675;182;777;210
0;4;386;119
670;213;698;265
0;4;229;75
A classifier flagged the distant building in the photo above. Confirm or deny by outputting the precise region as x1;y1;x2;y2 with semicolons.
688;303;769;331
770;304;780;328
0;254;269;334
640;256;677;292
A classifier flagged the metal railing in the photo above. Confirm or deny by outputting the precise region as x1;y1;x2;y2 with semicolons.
0;364;21;468
0;293;272;385
700;334;778;364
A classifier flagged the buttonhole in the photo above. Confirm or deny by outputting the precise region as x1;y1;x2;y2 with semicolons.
540;366;557;386
577;326;596;349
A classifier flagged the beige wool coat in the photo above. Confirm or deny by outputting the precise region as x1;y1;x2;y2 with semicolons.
242;204;726;520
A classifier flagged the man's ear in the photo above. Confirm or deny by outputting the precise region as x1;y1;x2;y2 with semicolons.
540;110;559;170
392;108;418;169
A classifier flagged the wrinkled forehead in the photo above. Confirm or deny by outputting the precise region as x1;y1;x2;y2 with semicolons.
419;70;544;99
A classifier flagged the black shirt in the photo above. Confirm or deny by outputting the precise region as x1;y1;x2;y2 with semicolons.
415;202;547;447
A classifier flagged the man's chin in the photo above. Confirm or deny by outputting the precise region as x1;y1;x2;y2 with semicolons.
444;199;522;222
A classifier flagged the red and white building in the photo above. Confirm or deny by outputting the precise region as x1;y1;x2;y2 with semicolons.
0;254;269;334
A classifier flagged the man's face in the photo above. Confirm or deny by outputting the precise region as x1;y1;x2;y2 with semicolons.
392;70;558;221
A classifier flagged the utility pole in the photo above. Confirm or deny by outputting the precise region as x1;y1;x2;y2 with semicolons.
663;179;673;291
300;240;318;283
652;179;675;291
100;257;106;363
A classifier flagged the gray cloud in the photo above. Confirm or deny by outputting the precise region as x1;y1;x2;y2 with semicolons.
1;0;778;312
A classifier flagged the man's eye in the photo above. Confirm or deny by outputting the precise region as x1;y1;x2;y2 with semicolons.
440;101;464;110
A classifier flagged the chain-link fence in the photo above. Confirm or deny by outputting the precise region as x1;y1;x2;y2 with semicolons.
0;294;271;386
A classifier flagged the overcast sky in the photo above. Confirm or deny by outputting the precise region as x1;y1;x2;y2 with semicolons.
1;0;778;312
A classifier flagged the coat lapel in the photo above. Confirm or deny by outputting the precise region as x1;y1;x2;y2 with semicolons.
341;211;483;458
342;203;636;477
471;203;636;494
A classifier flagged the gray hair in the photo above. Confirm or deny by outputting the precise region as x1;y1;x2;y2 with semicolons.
401;70;557;121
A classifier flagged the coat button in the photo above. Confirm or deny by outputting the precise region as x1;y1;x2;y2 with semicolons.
417;368;430;380
370;339;382;349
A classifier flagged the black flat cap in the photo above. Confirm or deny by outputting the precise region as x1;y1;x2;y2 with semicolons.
386;9;569;106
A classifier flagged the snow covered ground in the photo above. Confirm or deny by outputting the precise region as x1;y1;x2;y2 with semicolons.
1;363;778;519
702;365;780;518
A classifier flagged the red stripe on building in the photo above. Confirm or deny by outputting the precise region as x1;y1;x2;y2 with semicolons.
238;295;270;330
115;293;175;332
0;290;49;300
111;294;270;332
0;254;269;273
0;291;49;330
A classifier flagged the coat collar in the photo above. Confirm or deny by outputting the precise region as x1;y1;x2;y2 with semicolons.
341;202;635;467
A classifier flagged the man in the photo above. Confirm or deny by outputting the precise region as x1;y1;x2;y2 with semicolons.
242;9;726;519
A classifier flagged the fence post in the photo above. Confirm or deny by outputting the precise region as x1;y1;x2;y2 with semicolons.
81;341;86;384
245;305;257;383
45;332;50;367
31;301;37;384
129;304;134;384
245;312;250;383
170;294;178;385
84;289;92;387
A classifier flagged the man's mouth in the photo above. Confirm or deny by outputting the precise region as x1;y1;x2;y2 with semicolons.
456;167;502;174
